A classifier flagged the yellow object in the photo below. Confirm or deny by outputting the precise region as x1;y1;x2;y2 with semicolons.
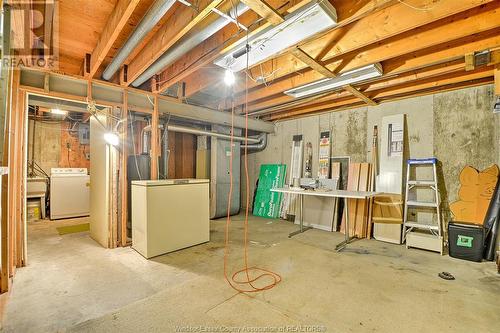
56;223;90;235
450;165;499;225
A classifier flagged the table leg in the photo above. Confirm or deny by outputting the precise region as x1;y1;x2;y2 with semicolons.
335;197;356;251
288;194;312;238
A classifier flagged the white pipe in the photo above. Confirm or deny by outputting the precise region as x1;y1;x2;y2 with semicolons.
143;123;261;144
102;0;177;80
132;2;250;87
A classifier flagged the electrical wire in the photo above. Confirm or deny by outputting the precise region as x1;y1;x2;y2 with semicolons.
129;113;143;180
223;14;281;292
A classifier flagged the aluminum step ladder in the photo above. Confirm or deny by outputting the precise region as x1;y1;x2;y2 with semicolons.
403;158;444;254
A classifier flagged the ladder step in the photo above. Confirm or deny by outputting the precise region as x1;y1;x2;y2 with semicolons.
407;180;436;186
407;158;437;165
405;222;439;231
407;201;438;208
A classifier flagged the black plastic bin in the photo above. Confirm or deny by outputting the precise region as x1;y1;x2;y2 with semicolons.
448;222;484;262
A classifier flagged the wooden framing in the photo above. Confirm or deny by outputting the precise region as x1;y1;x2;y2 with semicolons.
125;0;224;85
241;0;284;25
120;92;128;247
184;0;491;98
87;0;141;78
150;95;159;180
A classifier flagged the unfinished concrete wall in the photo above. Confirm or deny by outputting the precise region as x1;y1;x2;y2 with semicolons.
27;119;90;175
243;85;500;226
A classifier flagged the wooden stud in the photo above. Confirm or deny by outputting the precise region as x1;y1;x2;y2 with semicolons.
120;92;128;247
151;96;159;180
291;47;335;78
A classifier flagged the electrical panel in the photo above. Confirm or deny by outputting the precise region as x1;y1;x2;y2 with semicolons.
78;123;90;145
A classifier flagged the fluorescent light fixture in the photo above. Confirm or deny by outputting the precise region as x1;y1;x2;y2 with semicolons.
104;132;120;146
224;69;235;86
50;108;68;115
284;63;383;98
214;1;337;73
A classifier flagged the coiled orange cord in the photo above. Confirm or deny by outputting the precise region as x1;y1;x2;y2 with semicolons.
222;62;281;293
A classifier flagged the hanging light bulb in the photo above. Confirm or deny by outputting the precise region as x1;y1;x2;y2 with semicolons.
224;69;235;86
104;132;120;146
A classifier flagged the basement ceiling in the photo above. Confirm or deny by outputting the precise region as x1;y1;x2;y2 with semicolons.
19;0;500;120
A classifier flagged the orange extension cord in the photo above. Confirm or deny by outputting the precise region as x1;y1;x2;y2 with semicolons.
222;60;281;293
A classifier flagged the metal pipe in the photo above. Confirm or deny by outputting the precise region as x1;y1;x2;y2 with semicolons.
102;0;177;81
143;123;260;143
132;2;250;87
241;133;267;152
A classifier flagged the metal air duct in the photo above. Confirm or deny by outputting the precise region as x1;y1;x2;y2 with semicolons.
131;2;250;87
102;0;177;80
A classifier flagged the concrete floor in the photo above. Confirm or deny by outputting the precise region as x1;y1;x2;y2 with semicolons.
1;215;499;332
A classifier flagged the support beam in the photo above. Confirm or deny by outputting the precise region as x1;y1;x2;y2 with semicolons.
151;96;159;180
87;0;141;78
120;92;128;247
291;47;377;106
291;47;335;78
19;67;275;133
241;0;284;25
343;85;377;106
125;0;224;85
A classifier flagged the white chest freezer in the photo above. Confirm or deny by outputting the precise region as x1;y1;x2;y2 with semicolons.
131;179;210;259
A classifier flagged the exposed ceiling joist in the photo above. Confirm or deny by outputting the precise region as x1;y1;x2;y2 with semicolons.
185;0;491;98
124;0;225;86
237;3;500;107
241;0;284;25
160;0;395;95
87;0;141;78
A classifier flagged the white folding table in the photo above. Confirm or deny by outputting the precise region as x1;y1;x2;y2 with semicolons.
271;188;380;251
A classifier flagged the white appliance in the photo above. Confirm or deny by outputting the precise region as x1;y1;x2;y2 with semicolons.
131;179;210;259
50;168;90;220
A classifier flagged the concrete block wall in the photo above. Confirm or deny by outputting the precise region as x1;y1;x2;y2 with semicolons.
242;85;500;227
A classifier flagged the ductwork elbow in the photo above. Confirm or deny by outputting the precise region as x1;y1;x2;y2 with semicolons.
241;133;267;153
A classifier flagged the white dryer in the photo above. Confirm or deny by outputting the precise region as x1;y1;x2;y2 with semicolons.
50;168;90;220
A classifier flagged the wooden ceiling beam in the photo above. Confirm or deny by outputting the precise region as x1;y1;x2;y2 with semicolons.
291;47;377;106
251;59;466;114
235;4;500;106
87;0;141;78
184;0;491;98
125;0;225;86
265;67;493;120
241;0;284;25
164;0;396;95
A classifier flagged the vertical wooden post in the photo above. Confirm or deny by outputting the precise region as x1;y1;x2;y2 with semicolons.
1;68;13;292
8;69;20;274
151;95;159;180
120;92;128;246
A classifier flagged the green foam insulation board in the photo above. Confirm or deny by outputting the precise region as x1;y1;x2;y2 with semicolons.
253;164;287;218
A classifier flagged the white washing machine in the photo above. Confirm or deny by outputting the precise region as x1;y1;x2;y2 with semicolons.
50;168;90;220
